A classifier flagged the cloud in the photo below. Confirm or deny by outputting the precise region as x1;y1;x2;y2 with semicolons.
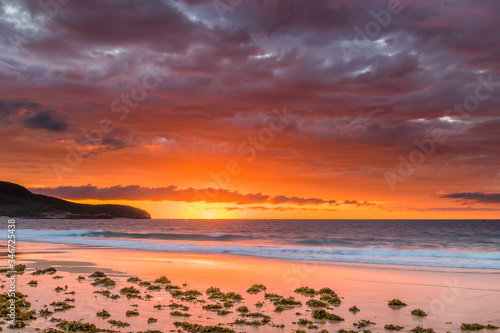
440;192;500;204
0;99;40;117
269;195;336;205
22;109;68;132
409;206;500;212
29;184;364;207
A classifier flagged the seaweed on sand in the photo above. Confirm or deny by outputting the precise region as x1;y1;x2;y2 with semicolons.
50;301;75;312
171;311;191;317
246;284;267;294
296;318;314;326
55;319;101;332
311;309;344;321
273;296;302;306
410;327;436;333
460;323;499;330
174;321;236;333
294;286;317;296
384;324;404;330
147;285;162;291
411;309;428;317
154;276;171;284
236;306;249;313
31;267;56;276
89;271;106;278
127;276;141;283
170;289;203;301
206;287;242;301
96;309;111;318
388;299;407;307
319;294;342;305
39;307;53;317
126;309;140;317
168;302;190;311
349;306;361;313
306;299;328;308
91;277;116;288
108;319;130;328
354;320;375;328
203;303;223;311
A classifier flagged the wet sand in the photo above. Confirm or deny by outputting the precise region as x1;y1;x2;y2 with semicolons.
2;241;500;332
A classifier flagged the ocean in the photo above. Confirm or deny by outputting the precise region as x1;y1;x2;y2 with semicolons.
13;219;500;270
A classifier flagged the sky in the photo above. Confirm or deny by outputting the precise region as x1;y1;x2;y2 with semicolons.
0;0;499;219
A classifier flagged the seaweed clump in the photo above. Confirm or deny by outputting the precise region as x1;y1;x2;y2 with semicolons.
55;319;100;332
354;320;375;328
96;309;110;318
295;286;317;296
306;299;328;308
89;271;106;278
348;306;361;314
120;286;142;299
39;307;54;317
31;267;57;275
170;289;203;301
126;309;140;317
236;306;249;313
319;294;342;305
247;284;267;294
460;323;499;330
170;311;191;317
91;277;116;288
411;309;428;317
50;301;75;312
384;324;404;330
148;317;158;324
203;303;223;312
388;299;407;307
108;319;130;328
174;321;236;333
311;309;344;321
206;287;242;301
410;327;436;333
127;276;141;283
273;296;302;306
147;285;162;291
0;264;26;274
154;276;171;284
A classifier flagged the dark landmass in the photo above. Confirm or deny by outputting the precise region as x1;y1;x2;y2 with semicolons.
0;181;151;219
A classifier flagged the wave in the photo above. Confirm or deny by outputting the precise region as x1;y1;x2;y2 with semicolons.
15;229;500;270
17;229;254;242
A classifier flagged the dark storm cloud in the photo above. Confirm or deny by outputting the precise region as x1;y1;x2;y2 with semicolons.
440;192;500;204
0;99;40;116
22;109;68;132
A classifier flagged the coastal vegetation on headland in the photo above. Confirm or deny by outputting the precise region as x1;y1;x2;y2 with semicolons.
0;181;150;219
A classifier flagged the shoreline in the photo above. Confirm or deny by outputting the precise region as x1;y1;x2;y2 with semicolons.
2;241;499;332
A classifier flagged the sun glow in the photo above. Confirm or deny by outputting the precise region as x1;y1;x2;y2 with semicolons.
202;210;216;220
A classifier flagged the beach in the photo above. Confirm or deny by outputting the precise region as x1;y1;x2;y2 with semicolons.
3;240;500;332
